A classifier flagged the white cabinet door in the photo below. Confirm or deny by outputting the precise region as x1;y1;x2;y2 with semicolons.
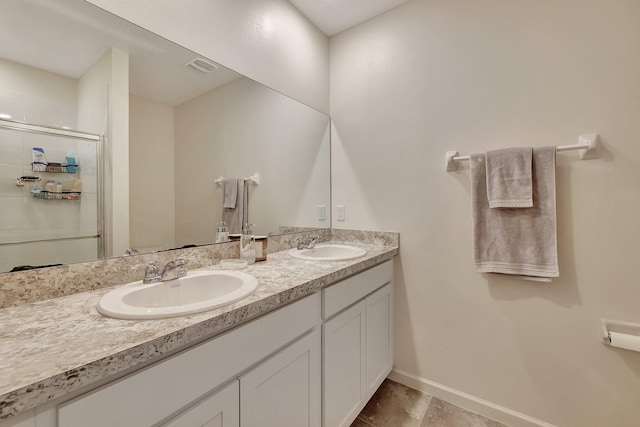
240;329;321;427
323;300;366;427
163;380;239;427
365;283;393;391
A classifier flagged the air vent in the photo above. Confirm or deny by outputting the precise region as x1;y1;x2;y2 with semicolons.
185;57;219;73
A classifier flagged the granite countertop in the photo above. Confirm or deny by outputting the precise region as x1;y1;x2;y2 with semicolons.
0;241;398;420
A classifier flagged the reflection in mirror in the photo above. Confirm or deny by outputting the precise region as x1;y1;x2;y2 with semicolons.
0;0;330;273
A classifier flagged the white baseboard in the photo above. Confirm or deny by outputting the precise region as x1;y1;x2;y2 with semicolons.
388;368;556;427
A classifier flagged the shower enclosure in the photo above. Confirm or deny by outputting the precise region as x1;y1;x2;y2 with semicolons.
0;119;104;273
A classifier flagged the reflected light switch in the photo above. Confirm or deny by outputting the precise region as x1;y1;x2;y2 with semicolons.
318;205;326;221
336;205;345;221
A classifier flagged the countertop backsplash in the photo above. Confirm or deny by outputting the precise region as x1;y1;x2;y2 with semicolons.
0;229;398;309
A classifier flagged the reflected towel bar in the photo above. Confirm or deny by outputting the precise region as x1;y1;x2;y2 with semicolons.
445;133;599;171
215;173;260;185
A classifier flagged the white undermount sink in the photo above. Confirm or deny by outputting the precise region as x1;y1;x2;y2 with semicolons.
97;270;259;320
288;244;367;261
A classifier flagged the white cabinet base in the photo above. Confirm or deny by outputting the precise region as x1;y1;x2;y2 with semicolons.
322;261;394;427
323;301;366;427
365;283;393;391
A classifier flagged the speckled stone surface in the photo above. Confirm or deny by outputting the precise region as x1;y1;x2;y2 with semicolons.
332;228;399;247
0;230;398;420
0;229;332;309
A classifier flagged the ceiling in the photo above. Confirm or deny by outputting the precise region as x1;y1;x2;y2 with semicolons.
0;0;410;106
288;0;411;36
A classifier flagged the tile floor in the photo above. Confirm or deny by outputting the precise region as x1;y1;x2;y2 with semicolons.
351;379;509;427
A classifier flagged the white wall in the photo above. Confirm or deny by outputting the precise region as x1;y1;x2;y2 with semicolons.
85;0;329;114
129;95;175;252
0;57;77;128
330;1;640;426
174;77;330;242
78;48;130;257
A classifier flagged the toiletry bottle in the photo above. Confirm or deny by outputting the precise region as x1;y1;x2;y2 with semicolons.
44;180;55;193
55;182;63;199
215;221;230;243
32;147;47;172
254;235;268;262
240;223;256;265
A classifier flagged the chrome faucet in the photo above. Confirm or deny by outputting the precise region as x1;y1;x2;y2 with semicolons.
132;257;191;283
296;235;319;250
131;261;161;284
160;257;190;281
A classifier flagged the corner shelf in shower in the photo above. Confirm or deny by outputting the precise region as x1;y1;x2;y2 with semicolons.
32;162;79;174
32;191;82;201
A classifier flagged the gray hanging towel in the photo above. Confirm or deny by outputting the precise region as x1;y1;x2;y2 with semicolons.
485;146;533;208
221;179;248;234
222;178;239;208
470;146;559;281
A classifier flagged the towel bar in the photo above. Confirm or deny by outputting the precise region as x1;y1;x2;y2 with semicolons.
215;173;260;185
446;133;599;171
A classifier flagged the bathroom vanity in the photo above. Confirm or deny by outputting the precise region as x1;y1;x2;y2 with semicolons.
0;236;397;427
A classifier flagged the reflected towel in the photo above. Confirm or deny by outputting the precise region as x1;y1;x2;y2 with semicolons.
221;179;248;234
471;146;559;281
486;147;533;208
222;178;239;208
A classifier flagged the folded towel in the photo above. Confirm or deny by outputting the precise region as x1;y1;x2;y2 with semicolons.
222;178;239;208
221;179;248;234
471;146;559;281
485;147;533;208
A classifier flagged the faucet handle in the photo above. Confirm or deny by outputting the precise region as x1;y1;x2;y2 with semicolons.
295;237;306;250
131;260;158;272
307;235;319;248
162;257;194;280
173;256;194;266
131;261;160;284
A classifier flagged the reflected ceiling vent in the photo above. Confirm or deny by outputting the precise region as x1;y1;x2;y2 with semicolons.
185;57;220;73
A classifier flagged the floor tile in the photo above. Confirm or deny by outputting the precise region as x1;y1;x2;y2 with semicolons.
420;397;508;427
357;379;431;427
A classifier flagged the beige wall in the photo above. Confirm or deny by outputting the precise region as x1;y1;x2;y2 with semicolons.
173;77;330;242
85;0;329;114
78;48;129;257
330;0;640;426
129;95;175;252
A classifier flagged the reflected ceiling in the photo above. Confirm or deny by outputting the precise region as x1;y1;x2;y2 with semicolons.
0;0;239;106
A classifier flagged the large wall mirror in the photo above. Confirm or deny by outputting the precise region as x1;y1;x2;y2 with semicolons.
0;0;330;273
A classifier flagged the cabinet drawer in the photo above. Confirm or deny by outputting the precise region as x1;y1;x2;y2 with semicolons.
323;261;392;319
58;293;320;427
